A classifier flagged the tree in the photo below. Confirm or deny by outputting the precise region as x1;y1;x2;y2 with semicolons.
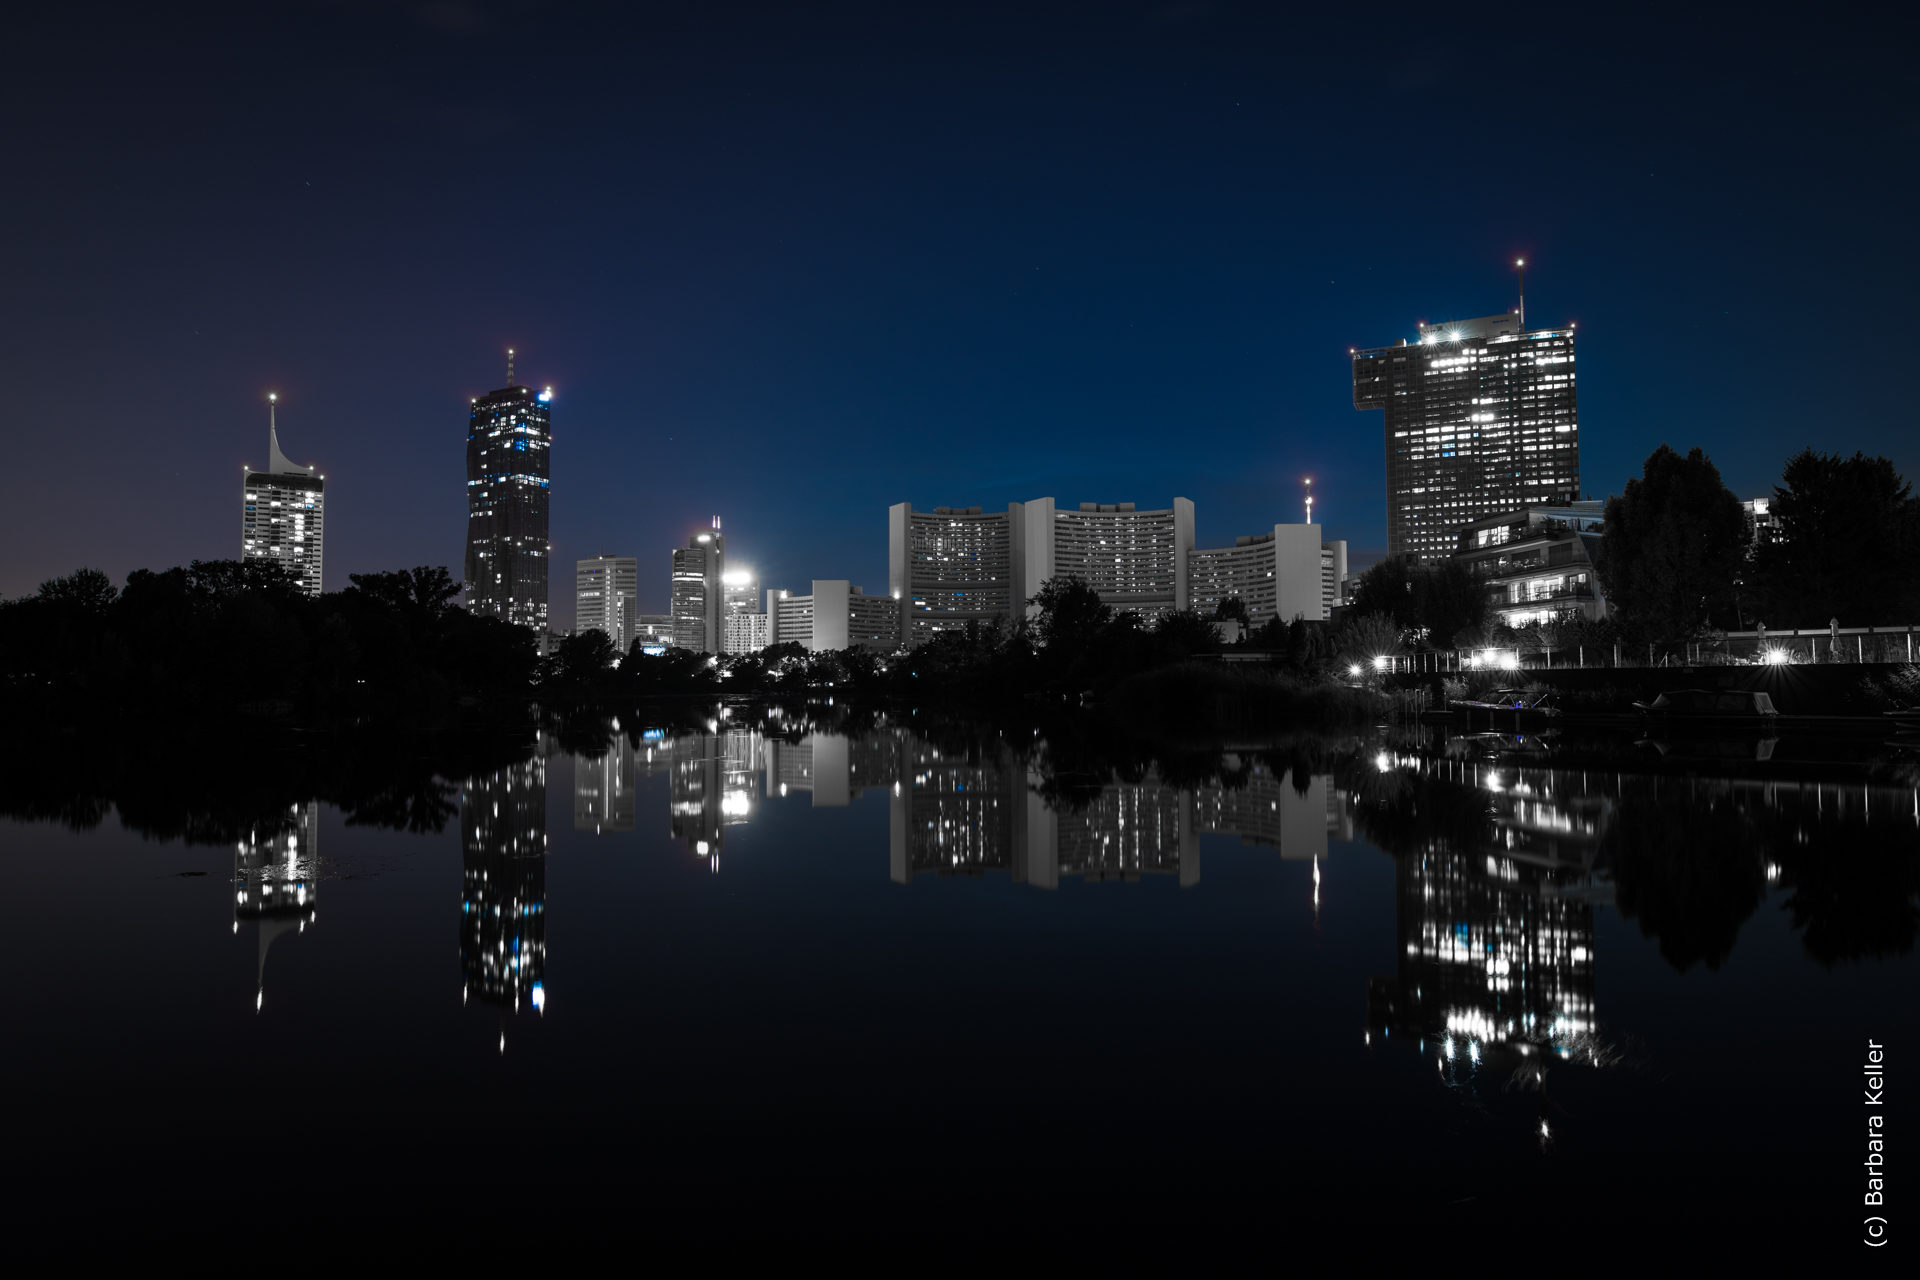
1350;556;1490;649
1349;558;1416;629
1211;596;1248;623
1409;558;1490;648
1752;449;1920;626
1027;576;1110;653
1596;444;1749;642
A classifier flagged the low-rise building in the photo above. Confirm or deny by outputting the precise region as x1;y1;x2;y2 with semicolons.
1188;524;1345;625
769;581;899;652
1453;501;1608;628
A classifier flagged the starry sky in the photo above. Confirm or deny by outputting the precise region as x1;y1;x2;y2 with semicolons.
4;2;1914;622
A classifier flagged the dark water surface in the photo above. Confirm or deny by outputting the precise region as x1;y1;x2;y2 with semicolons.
5;713;1913;1259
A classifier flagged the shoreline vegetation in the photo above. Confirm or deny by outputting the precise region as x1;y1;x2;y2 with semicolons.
7;558;1918;729
2;564;1403;728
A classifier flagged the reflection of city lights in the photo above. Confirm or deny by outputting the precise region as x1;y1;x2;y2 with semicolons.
721;790;751;816
1348;663;1362;677
696;840;710;855
1374;752;1391;772
531;983;546;1011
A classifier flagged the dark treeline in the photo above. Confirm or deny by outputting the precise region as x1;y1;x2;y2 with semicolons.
1342;445;1920;655
1;561;534;722
545;575;1392;724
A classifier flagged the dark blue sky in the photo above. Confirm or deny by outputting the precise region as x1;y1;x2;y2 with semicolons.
5;2;1914;621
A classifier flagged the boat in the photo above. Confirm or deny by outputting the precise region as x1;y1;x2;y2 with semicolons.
1450;687;1561;732
1632;689;1778;721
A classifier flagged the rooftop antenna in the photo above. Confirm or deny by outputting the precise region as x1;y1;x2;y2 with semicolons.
1514;258;1526;330
1304;477;1314;525
712;515;721;530
507;348;515;387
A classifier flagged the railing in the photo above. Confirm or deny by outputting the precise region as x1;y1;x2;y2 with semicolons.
1366;624;1920;674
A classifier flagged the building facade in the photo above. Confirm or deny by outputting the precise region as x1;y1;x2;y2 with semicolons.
889;503;1019;645
575;555;638;652
241;396;325;596
770;581;899;651
724;611;772;653
670;520;725;652
1023;499;1194;621
1188;525;1345;625
1452;501;1607;629
721;566;766;653
465;365;552;630
1353;313;1579;563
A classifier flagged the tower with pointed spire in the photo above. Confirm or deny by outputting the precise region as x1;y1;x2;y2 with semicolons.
241;393;326;596
466;351;553;631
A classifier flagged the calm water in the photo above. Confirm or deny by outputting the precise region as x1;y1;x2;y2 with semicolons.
5;712;1914;1258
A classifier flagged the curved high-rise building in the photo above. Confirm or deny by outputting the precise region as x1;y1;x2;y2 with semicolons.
466;352;552;630
241;395;325;596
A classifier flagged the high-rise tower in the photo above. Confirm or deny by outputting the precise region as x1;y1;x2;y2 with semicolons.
241;394;325;596
1353;303;1579;563
669;518;724;652
466;351;552;630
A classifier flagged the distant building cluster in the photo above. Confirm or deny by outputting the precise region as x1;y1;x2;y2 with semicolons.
239;280;1793;640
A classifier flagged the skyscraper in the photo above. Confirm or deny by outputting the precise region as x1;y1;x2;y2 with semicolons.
576;555;638;652
466;350;552;630
1353;305;1579;563
241;394;325;596
670;518;724;652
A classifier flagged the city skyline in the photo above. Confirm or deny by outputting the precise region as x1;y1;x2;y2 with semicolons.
6;9;1909;620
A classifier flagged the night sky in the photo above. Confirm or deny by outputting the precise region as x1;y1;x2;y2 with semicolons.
5;3;1914;622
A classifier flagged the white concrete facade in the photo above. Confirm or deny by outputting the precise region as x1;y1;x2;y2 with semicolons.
1016;498;1194;622
1188;524;1342;624
769;581;899;652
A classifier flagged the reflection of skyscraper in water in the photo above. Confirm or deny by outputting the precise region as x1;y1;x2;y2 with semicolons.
1366;758;1599;1063
234;802;320;1011
461;758;548;1031
574;733;635;834
668;729;770;867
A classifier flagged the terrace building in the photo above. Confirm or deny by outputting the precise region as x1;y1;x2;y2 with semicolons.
1452;501;1608;629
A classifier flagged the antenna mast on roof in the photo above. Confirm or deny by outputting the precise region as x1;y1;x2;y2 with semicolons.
1304;476;1314;525
1514;259;1526;330
712;515;721;531
507;348;515;387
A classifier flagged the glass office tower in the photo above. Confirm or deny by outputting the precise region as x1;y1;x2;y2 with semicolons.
466;355;552;629
1353;313;1579;563
241;395;325;596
